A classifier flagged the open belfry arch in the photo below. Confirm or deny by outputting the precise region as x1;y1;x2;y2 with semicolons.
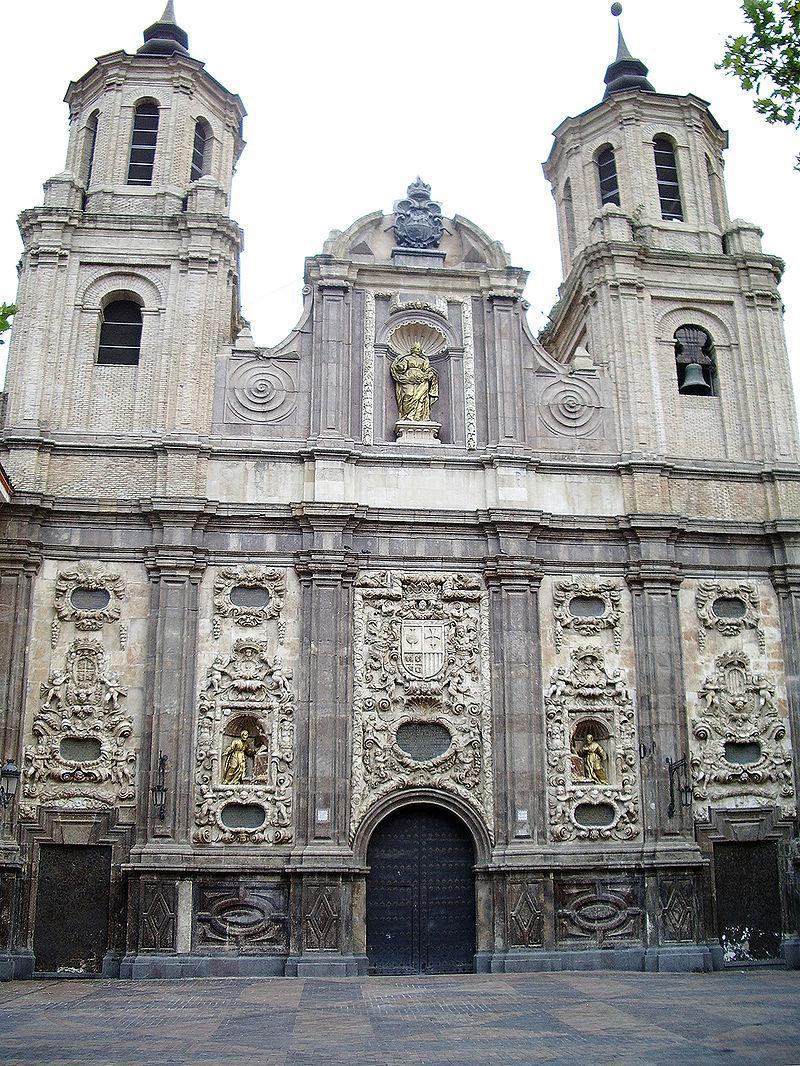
0;3;798;979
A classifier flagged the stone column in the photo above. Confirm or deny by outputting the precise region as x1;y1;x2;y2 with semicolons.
771;563;800;802
140;547;206;843
626;558;693;840
486;295;526;448
294;549;358;850
484;559;544;845
310;276;354;442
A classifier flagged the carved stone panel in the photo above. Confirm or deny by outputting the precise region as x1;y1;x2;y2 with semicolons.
52;564;126;648
690;650;795;814
695;581;764;651
537;373;605;440
552;580;622;652
658;874;698;944
212;565;286;640
545;647;641;841
22;639;136;818
506;878;545;949
193;639;294;845
139;879;178;952
351;571;493;841
302;882;341;952
224;356;299;425
556;876;644;946
194;880;289;953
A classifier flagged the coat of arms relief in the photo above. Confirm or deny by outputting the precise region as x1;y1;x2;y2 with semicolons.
351;571;493;841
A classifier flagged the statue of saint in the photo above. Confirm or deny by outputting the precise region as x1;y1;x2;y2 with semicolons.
221;729;254;785
580;734;608;785
390;342;439;422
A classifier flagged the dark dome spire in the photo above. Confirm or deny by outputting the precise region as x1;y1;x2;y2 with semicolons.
138;1;190;57
603;8;655;98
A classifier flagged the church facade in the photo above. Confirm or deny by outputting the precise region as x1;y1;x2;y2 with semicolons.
1;5;799;979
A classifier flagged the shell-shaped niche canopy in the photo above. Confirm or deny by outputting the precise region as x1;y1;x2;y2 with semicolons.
386;319;448;358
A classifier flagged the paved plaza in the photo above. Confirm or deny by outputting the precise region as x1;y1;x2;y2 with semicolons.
0;969;798;1065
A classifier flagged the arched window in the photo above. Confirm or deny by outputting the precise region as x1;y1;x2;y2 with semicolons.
563;179;577;254
127;101;160;186
596;146;620;207
674;324;717;396
706;155;722;227
83;111;99;187
190;119;210;182
97;299;143;365
653;136;683;221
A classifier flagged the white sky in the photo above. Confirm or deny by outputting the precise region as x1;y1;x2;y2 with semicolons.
1;0;799;403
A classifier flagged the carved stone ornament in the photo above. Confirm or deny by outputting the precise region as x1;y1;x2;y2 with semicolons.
52;563;127;648
538;375;604;439
393;177;444;249
545;647;641;842
552;580;622;652
351;571;493;841
21;638;135;819
212;565;286;640
695;581;765;651
690;650;795;814
193;639;294;845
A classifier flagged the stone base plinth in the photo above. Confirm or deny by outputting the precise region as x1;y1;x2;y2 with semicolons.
394;419;441;444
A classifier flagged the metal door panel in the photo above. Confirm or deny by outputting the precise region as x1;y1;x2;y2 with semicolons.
714;841;781;963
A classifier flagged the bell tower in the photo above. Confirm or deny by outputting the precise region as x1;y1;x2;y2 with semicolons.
2;3;246;442
541;7;799;463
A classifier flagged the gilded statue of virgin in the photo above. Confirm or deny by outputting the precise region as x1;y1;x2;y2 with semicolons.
390;342;439;422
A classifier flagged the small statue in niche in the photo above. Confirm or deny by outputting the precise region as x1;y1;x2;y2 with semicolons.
221;728;255;785
391;343;439;422
252;738;270;782
570;725;609;785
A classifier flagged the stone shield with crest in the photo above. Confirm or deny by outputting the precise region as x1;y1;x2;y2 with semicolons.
400;621;446;679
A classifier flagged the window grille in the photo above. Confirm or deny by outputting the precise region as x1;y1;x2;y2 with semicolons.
653;136;683;221
127;102;159;186
596;146;620;206
190;119;209;182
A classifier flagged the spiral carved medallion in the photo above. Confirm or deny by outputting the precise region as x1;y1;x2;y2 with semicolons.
538;376;603;438
226;358;298;424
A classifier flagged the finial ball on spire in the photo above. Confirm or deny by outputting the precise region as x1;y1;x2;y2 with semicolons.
611;3;623;16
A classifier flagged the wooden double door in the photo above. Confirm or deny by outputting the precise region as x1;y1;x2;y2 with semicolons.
366;805;476;975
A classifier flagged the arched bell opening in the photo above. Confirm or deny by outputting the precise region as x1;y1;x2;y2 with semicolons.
359;796;487;976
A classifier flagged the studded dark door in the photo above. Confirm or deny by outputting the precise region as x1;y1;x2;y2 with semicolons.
714;841;782;963
366;805;476;975
33;844;112;974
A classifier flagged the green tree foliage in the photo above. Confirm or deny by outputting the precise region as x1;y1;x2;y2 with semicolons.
0;304;15;344
719;1;800;167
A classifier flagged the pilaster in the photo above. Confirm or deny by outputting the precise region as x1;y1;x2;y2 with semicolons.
484;559;543;845
294;549;359;852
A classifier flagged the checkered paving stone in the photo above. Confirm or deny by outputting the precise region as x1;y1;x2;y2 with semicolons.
0;970;798;1065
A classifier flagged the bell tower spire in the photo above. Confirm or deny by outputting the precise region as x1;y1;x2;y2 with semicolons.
603;4;655;97
138;0;190;57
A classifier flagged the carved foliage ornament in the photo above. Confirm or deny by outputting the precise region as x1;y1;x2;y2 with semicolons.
545;646;641;842
193;639;294;845
695;581;764;651
351;571;493;841
552;580;622;652
690;650;794;813
212;565;286;640
22;639;135;818
52;563;127;648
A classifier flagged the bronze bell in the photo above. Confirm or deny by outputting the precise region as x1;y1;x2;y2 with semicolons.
680;362;712;396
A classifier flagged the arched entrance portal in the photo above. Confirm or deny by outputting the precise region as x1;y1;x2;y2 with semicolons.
366;804;476;975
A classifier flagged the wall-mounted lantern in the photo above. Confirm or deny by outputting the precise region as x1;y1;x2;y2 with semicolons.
665;753;693;818
0;759;21;816
150;752;168;822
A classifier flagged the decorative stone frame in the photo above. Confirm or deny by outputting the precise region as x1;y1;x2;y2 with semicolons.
52;563;127;648
212;565;286;640
695;580;765;651
544;646;641;842
552;579;622;651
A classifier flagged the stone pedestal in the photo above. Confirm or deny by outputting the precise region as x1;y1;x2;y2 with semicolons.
394;418;441;444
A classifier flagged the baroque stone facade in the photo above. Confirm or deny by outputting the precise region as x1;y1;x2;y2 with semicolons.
0;7;799;980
